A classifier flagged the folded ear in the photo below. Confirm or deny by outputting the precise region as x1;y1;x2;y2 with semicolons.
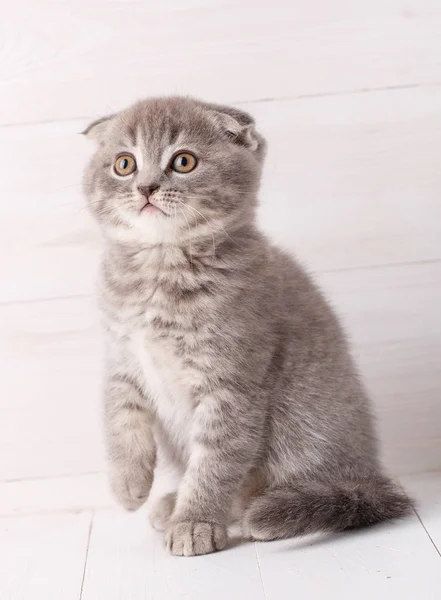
199;100;254;125
81;114;115;143
209;110;259;151
200;101;261;152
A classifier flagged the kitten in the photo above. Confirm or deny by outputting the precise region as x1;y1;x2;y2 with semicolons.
82;96;412;556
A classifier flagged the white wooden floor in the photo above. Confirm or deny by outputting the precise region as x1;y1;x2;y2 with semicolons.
1;0;441;597
1;472;440;600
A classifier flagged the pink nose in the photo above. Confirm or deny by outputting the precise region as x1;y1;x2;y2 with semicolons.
138;184;159;198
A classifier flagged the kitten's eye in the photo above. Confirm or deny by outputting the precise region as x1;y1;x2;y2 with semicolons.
114;154;137;176
171;152;197;173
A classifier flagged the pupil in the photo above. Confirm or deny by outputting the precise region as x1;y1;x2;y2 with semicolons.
121;159;128;169
181;156;188;167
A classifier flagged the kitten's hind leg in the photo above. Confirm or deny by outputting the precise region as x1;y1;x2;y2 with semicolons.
243;472;413;541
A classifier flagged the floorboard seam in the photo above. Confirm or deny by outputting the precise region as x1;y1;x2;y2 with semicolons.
79;510;94;600
254;542;268;599
414;508;441;558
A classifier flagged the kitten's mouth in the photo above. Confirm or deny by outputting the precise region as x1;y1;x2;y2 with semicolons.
140;199;164;215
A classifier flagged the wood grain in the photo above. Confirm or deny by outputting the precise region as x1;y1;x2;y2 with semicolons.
0;473;111;517
1;262;439;482
405;472;441;555
0;296;105;480
255;510;441;599
1;85;440;303
1;478;441;598
1;1;440;562
1;0;441;125
322;262;441;475
81;509;265;600
0;511;92;600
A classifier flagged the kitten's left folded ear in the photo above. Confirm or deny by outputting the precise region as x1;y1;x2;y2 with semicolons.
81;114;115;143
206;105;262;152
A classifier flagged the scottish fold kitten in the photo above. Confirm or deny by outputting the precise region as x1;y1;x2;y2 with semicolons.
82;96;412;556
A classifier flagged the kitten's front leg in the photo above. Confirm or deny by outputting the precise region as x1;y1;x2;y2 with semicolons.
166;388;263;556
105;373;156;511
148;436;182;531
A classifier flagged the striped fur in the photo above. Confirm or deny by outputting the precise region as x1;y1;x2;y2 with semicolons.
83;97;412;556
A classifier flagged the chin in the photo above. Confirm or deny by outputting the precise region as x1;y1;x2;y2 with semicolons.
105;210;182;246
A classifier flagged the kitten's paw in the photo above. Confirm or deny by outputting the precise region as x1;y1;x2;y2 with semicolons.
165;521;227;556
149;492;176;531
110;468;153;512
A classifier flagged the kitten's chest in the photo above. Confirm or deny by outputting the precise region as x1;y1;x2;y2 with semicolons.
103;254;214;452
126;318;202;453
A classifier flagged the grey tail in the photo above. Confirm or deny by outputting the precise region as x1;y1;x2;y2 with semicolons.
245;472;414;541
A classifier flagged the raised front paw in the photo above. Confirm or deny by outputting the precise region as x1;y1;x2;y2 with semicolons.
109;467;153;512
165;521;227;556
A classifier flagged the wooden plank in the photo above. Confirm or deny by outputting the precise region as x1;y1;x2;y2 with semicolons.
0;473;111;518
1;0;441;124
405;472;441;555
256;85;441;272
0;511;92;600
81;509;265;600
0;120;99;302
0;261;439;483
255;511;441;599
1;86;441;303
322;262;441;475
0;296;106;480
1;476;440;599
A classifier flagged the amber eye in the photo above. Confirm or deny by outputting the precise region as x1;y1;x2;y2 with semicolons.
114;154;137;176
171;152;197;173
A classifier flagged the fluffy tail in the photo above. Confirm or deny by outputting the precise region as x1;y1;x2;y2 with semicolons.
244;472;413;541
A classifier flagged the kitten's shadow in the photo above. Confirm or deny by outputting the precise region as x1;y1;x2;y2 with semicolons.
231;519;410;553
269;529;364;552
250;519;409;553
226;535;245;551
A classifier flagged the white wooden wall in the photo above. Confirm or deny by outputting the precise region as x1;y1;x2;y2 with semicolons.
1;0;440;512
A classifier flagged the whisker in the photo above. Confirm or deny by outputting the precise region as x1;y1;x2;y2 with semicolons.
178;198;238;245
179;206;193;266
176;200;216;257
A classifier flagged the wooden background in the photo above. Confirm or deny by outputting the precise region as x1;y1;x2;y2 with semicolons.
1;0;440;512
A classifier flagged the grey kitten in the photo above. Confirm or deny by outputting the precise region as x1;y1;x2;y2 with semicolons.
82;96;412;556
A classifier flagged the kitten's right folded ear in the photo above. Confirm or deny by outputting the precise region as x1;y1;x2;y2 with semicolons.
81;114;116;143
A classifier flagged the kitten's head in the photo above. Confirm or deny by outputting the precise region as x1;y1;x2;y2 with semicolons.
82;96;266;246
